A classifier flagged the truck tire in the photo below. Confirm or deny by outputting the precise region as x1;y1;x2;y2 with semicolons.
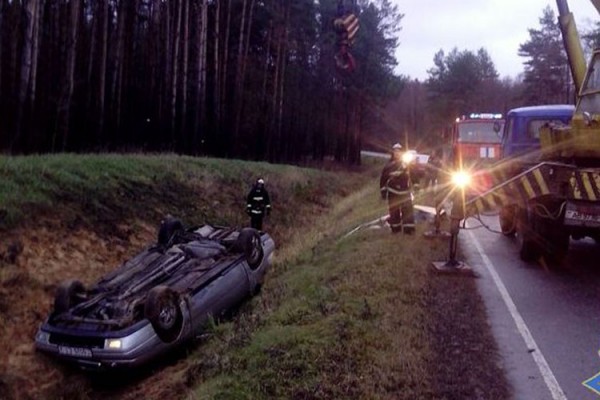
517;207;539;262
145;286;184;343
546;232;569;265
536;216;569;266
499;205;517;236
532;198;569;267
54;279;86;315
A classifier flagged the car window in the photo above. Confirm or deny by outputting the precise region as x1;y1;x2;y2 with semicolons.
457;122;503;143
527;119;568;140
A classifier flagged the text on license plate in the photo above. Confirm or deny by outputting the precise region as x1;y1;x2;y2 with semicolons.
565;203;600;227
58;346;92;358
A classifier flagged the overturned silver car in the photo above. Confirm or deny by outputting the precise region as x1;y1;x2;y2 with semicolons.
35;218;274;370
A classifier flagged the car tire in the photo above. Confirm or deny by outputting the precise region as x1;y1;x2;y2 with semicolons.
54;279;86;314
158;217;184;246
145;286;184;343
233;228;263;270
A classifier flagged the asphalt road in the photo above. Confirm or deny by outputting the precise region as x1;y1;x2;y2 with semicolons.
459;214;600;400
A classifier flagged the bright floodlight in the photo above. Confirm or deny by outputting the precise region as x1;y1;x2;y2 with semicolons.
451;171;471;188
402;151;415;164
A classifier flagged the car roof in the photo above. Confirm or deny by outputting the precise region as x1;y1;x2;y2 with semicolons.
507;104;575;117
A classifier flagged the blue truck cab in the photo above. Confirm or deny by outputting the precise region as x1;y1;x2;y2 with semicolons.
502;104;575;160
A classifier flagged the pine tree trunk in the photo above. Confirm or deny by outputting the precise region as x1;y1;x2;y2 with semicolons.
180;0;189;145
162;1;171;141
56;0;80;151
170;0;181;143
97;0;109;143
29;0;42;110
193;0;208;153
0;0;3;101
234;0;256;157
220;0;232;150
14;0;38;151
149;0;161;143
232;0;248;155
275;2;290;162
85;2;97;138
213;0;221;143
258;20;272;160
110;0;127;143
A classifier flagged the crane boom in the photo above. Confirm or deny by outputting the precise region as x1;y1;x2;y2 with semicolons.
556;0;586;95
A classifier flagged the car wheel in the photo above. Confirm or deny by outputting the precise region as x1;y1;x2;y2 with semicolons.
233;228;264;270
145;286;184;343
54;279;86;314
158;217;184;246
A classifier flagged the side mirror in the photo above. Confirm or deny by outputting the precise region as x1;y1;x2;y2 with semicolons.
493;121;501;133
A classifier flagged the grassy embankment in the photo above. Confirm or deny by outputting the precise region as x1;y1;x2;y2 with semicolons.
0;154;509;400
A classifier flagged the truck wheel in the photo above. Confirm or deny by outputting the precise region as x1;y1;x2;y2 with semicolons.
145;286;184;343
546;233;569;265
233;228;263;270
534;199;569;267
517;207;539;262
538;220;569;267
499;205;516;236
54;279;86;314
158;217;184;246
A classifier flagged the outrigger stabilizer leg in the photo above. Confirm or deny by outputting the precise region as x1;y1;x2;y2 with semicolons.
431;189;474;274
423;205;451;238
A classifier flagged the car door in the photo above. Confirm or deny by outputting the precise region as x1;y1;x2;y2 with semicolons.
189;258;251;333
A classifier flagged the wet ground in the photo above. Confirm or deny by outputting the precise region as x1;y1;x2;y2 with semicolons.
462;215;600;400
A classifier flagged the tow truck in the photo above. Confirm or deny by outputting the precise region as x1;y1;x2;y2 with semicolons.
446;0;600;265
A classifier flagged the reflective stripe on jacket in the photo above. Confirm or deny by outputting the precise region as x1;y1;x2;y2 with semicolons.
246;185;271;214
380;159;412;195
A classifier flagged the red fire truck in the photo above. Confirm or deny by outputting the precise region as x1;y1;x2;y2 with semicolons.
450;113;504;193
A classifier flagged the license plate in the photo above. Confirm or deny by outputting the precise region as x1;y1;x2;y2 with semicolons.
564;202;600;227
58;346;93;358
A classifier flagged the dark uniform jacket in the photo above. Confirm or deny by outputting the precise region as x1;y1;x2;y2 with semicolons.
246;186;271;216
380;160;412;198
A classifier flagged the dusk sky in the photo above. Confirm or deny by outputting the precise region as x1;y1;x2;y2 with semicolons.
392;0;599;81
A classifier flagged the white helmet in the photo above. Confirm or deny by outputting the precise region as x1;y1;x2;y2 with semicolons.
392;143;402;151
257;178;265;185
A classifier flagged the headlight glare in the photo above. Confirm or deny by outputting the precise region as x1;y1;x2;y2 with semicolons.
402;152;414;164
451;171;471;188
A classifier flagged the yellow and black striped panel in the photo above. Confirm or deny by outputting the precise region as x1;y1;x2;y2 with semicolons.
464;163;556;217
569;170;600;201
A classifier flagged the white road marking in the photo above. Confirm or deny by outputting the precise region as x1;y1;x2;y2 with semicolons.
466;229;568;400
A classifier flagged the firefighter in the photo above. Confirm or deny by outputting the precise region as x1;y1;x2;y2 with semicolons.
246;178;271;230
427;150;443;192
380;143;415;234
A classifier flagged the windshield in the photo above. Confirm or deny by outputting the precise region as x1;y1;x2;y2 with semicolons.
577;52;600;114
457;121;503;143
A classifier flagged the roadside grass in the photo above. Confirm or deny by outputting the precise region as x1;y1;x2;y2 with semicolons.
181;181;437;399
0;153;370;248
175;181;509;399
